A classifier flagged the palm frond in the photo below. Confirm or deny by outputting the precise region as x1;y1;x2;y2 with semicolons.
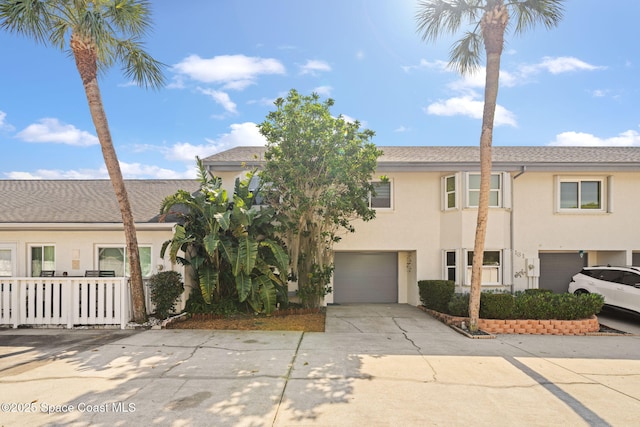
509;0;565;34
0;0;52;43
115;38;166;89
416;0;483;42
449;31;483;75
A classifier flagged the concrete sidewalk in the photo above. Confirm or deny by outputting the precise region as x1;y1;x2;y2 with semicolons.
1;304;639;426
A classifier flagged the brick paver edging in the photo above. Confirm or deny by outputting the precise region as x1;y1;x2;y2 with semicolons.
419;306;600;335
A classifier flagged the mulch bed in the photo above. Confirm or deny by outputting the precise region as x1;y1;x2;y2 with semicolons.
165;307;326;332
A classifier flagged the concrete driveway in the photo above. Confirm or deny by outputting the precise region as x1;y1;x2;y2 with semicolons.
1;304;640;426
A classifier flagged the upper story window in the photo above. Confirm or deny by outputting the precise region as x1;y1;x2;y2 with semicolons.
556;176;610;213
467;173;502;207
30;244;55;277
370;181;392;209
442;172;510;211
560;179;601;210
444;175;457;210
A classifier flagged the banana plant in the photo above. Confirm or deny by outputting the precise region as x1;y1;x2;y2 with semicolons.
160;158;288;314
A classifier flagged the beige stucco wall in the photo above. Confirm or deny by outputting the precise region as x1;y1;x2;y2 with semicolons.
511;171;640;290
0;227;177;277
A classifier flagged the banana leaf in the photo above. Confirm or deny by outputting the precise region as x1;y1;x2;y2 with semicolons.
198;265;218;305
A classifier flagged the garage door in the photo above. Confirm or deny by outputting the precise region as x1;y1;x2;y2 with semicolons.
539;252;588;294
333;252;398;303
633;253;640;266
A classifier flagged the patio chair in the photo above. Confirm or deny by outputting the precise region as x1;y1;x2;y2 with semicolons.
85;270;100;277
40;270;55;277
99;270;116;277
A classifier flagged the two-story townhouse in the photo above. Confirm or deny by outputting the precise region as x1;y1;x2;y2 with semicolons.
204;146;640;307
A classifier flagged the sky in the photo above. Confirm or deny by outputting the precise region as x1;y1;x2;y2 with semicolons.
1;0;639;180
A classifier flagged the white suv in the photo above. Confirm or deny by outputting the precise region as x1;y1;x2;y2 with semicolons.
569;266;640;314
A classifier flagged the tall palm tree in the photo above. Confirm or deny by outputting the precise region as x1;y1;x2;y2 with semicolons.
416;0;564;331
0;0;165;323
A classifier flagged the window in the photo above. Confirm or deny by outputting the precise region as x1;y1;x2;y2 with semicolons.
30;245;55;277
97;246;152;277
559;179;603;210
467;173;501;207
0;248;13;277
444;175;457;209
466;250;501;285
445;250;457;282
370;181;391;209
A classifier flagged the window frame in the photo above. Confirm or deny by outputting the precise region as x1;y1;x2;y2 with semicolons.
466;172;502;208
556;176;609;213
465;250;502;286
96;245;153;277
443;175;457;210
369;180;392;210
444;250;457;283
29;244;56;277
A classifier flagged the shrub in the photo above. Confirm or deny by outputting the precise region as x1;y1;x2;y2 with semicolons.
447;293;469;317
418;280;454;312
148;271;184;319
184;286;241;316
480;293;515;319
513;291;604;320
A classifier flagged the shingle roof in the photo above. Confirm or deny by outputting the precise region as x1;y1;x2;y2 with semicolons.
203;146;640;171
0;180;199;224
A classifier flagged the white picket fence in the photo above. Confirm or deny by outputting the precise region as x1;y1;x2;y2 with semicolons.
0;277;130;329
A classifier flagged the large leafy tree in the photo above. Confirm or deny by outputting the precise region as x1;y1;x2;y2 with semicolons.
416;0;564;331
259;89;382;308
160;158;289;315
0;0;165;323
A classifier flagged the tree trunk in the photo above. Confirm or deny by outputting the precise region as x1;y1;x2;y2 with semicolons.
71;34;148;323
469;2;508;332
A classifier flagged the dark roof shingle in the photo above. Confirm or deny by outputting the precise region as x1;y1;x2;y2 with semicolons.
0;180;199;224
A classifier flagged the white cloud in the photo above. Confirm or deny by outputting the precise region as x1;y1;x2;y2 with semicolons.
313;86;333;97
299;59;331;75
401;59;449;73
0;110;14;131
173;54;285;90
394;126;409;133
549;130;640;147
16;118;99;146
356;50;365;60
519;56;605;78
198;88;237;114
4;161;193;180
425;96;517;127
164;122;267;164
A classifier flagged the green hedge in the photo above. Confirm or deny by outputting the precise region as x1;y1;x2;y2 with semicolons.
479;293;515;319
419;284;604;320
418;280;455;313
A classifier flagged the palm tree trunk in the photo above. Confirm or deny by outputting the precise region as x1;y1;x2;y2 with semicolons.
469;2;508;332
71;34;148;323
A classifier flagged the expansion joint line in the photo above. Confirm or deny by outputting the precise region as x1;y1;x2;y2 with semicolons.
271;331;304;426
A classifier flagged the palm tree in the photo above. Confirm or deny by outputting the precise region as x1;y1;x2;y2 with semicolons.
416;0;564;331
0;0;165;323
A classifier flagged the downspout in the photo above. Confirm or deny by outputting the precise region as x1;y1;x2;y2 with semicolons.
510;166;526;292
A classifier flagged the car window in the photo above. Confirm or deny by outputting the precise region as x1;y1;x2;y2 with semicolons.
597;270;623;283
621;272;640;286
582;269;598;278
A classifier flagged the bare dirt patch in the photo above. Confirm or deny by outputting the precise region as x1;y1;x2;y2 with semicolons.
165;308;325;332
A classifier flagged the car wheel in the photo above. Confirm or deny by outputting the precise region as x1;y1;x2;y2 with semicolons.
574;289;589;295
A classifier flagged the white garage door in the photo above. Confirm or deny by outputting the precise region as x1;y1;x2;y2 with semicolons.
333;252;398;303
539;252;588;294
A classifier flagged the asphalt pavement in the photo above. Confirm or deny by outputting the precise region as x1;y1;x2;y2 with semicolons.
1;304;639;427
